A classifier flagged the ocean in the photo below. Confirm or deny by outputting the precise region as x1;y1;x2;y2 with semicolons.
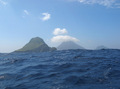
0;49;120;89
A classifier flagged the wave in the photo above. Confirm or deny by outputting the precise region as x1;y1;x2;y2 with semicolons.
0;49;120;89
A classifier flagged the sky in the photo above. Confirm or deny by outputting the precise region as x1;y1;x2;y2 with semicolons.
0;0;120;53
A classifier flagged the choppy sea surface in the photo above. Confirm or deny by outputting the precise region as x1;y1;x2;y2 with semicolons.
0;49;120;89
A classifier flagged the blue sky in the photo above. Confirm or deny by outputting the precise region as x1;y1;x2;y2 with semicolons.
0;0;120;53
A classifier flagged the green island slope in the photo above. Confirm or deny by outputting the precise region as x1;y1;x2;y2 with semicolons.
15;37;56;52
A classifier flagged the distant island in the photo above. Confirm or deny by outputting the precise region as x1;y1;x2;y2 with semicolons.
57;41;85;50
15;37;56;52
14;37;112;52
96;45;109;50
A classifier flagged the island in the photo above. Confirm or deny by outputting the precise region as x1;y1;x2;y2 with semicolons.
57;41;85;50
96;45;109;50
15;37;56;52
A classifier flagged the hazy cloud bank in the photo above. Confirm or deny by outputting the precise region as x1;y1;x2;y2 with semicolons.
68;0;120;8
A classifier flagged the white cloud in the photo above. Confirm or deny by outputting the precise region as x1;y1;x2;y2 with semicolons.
0;0;7;5
51;35;79;43
79;0;85;3
24;10;29;15
51;28;79;44
69;0;120;8
41;13;51;21
53;28;68;35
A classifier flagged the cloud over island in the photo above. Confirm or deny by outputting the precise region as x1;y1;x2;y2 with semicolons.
53;28;68;35
51;28;79;43
51;35;79;43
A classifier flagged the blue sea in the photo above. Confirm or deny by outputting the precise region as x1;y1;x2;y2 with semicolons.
0;49;120;89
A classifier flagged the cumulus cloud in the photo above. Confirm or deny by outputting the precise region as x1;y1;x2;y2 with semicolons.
24;10;29;15
51;28;79;44
0;0;7;5
41;13;51;21
51;35;79;43
69;0;120;8
53;28;68;35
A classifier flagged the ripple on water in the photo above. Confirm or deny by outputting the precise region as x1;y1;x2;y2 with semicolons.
0;50;120;89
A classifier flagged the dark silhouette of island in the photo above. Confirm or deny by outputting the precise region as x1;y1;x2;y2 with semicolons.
15;37;56;52
57;41;85;50
96;45;108;50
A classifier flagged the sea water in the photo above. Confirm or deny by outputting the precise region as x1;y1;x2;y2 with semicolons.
0;49;120;89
